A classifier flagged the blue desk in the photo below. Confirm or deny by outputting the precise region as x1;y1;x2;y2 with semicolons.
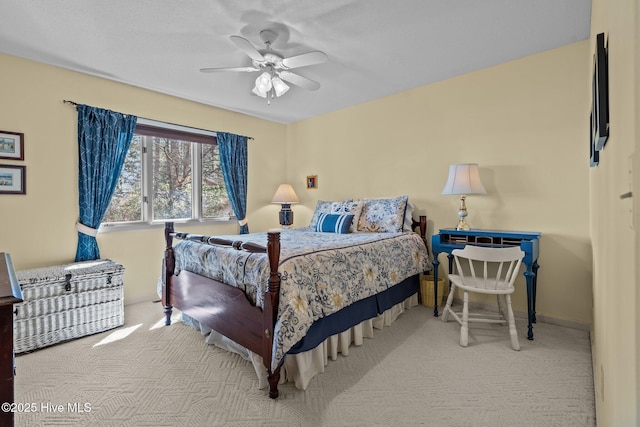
431;228;541;340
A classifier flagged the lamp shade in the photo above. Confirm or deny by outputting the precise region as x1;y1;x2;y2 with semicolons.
255;71;273;94
271;184;299;204
252;85;267;98
272;76;290;97
441;163;487;195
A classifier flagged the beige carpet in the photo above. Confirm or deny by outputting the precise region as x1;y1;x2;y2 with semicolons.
14;301;596;426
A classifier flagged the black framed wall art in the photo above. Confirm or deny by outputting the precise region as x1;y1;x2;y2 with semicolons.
590;32;609;167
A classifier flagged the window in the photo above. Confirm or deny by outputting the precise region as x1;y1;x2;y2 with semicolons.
101;119;232;229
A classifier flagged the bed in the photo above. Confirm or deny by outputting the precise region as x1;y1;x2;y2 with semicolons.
161;196;432;398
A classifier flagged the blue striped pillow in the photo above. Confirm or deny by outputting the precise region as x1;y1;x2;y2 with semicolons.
315;213;354;234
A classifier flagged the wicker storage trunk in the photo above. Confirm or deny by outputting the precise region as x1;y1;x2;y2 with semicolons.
14;259;124;353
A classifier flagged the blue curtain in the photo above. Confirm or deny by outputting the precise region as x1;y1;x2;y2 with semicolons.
217;132;249;234
75;105;137;261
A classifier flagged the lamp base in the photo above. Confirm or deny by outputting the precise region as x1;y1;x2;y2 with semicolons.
279;204;294;228
455;194;470;230
455;219;470;231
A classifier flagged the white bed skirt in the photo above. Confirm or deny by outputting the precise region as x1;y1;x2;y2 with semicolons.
181;293;418;390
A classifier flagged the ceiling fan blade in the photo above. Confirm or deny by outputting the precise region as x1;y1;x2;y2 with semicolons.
279;71;321;91
230;35;264;62
199;66;259;73
282;51;328;69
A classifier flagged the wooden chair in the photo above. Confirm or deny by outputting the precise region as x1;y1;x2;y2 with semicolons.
441;245;524;350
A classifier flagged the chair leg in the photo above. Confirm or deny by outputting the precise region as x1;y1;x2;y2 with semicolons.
505;294;520;351
497;294;506;320
441;284;456;322
460;291;469;347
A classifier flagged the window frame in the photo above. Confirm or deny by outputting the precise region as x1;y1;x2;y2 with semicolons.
99;118;234;233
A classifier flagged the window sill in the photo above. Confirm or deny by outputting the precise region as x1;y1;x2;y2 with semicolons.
98;217;236;234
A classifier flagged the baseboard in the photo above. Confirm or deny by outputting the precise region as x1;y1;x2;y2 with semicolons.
590;329;600;426
124;293;160;306
450;298;592;332
532;312;591;332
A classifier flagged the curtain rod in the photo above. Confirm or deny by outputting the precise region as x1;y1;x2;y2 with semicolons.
62;100;254;140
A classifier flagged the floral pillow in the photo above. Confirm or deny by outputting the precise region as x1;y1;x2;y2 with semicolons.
331;200;363;233
357;195;409;233
309;199;352;229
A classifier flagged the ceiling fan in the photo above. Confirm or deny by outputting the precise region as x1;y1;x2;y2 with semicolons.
200;29;328;104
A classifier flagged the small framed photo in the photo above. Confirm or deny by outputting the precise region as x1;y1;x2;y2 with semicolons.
0;164;26;195
0;130;24;161
306;175;317;189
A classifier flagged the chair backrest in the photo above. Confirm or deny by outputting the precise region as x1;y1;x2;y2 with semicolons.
451;245;525;291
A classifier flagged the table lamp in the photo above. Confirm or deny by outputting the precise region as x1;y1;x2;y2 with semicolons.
271;184;299;228
441;163;486;230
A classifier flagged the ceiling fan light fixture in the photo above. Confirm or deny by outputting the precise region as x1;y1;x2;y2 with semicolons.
255;71;273;93
272;76;289;97
252;85;267;98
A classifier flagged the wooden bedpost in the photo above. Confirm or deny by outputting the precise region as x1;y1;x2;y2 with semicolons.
419;215;427;239
163;222;175;326
263;231;281;399
411;215;430;259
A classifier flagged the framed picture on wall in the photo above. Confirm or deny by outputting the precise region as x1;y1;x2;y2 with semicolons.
589;32;609;167
0;164;26;195
0;130;24;161
306;175;317;189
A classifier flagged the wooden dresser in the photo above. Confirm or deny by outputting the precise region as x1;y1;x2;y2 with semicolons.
0;253;23;427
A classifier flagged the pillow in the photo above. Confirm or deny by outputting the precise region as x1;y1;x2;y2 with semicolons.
315;213;354;234
331;200;363;233
357;195;409;233
309;199;351;229
308;200;334;229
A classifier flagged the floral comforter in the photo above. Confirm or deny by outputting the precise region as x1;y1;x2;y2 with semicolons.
171;227;432;369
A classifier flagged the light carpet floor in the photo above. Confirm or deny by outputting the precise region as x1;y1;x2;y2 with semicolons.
14;301;596;426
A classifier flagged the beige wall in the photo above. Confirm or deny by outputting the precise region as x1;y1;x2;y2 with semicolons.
0;53;287;304
589;0;640;425
288;41;592;326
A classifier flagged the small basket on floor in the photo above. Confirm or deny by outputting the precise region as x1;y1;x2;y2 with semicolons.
419;274;446;308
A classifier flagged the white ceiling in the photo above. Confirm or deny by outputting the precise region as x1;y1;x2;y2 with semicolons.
0;0;591;124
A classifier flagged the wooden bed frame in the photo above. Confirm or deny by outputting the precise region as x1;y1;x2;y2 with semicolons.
162;216;428;399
